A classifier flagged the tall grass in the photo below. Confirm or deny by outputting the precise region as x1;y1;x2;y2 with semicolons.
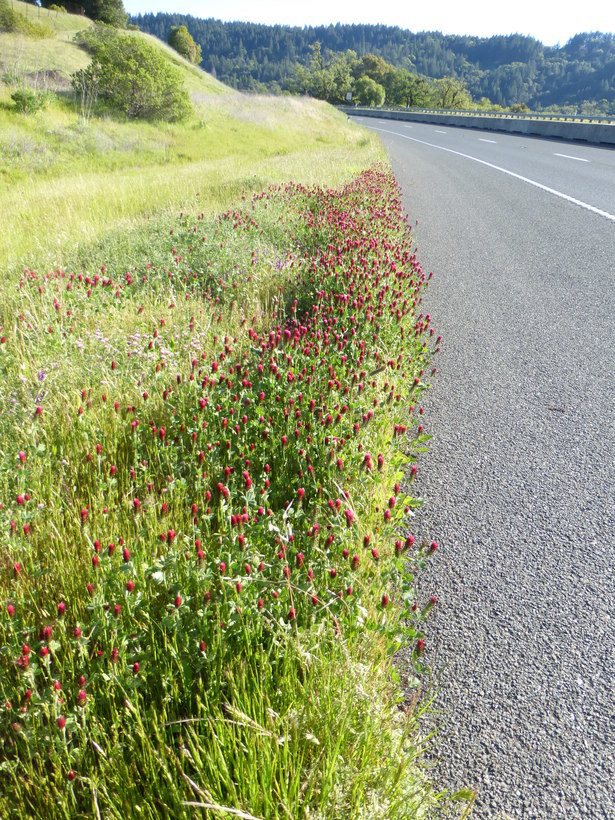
0;165;471;818
1;95;381;279
0;12;474;817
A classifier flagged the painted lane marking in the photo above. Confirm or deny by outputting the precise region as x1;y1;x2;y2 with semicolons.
479;138;497;143
435;129;447;134
404;124;413;128
372;126;615;223
554;153;590;163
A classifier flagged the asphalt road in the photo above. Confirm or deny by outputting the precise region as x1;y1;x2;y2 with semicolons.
352;116;615;818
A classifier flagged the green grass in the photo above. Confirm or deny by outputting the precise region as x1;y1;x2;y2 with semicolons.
8;0;93;34
0;8;382;279
0;0;93;83
0;168;465;819
0;94;381;278
0;9;475;817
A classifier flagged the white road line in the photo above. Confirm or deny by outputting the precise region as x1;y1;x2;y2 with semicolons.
372;126;615;223
554;153;590;163
479;138;497;143
404;124;413;128
435;129;446;134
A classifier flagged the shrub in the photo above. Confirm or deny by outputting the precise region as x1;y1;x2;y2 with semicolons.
73;23;118;54
0;0;17;31
168;24;202;65
72;28;192;121
355;74;386;107
11;87;50;114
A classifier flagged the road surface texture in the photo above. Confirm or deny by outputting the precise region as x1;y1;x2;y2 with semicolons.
353;117;615;818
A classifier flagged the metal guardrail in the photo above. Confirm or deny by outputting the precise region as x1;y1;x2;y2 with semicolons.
349;106;615;126
341;105;615;146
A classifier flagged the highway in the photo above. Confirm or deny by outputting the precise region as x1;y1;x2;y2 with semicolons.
351;116;615;817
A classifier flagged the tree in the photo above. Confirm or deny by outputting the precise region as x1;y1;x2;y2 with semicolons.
291;63;313;96
387;69;430;107
430;76;472;108
328;50;355;103
130;15;615;110
73;28;192;120
353;53;395;88
168;24;202;64
290;44;356;103
79;0;128;28
354;75;385;107
304;41;332;98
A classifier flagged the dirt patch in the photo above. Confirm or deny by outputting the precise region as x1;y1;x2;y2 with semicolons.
24;68;72;90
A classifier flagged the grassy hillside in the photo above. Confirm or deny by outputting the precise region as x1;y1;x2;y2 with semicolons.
0;0;93;83
0;2;383;280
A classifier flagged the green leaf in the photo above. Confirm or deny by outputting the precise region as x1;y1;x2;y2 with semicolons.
416;433;433;443
452;788;477;802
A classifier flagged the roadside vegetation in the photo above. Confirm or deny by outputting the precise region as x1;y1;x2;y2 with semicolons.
0;3;475;816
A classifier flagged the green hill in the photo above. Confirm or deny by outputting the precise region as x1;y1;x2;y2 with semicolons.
132;14;615;114
0;1;230;94
0;1;382;277
0;0;93;85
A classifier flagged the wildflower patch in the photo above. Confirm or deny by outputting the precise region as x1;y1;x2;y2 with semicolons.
0;166;443;815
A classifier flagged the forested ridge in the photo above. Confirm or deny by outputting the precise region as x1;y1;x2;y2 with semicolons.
131;14;615;113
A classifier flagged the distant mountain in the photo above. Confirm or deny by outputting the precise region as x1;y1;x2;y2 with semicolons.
131;15;615;113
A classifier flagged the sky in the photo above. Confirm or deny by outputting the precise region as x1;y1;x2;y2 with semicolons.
123;0;615;47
